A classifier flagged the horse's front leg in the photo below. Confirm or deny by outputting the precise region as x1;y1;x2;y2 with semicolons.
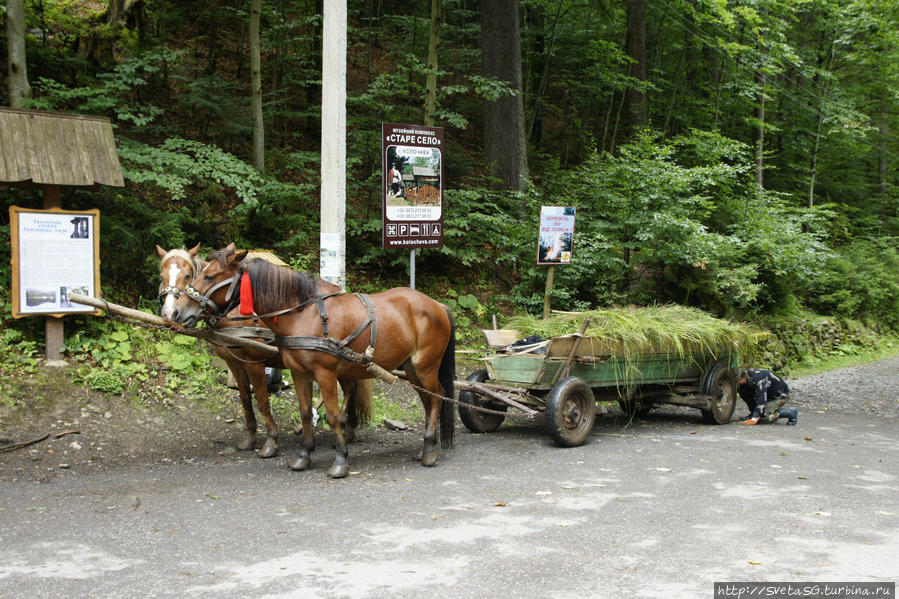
289;374;316;471
246;363;278;458
318;373;350;479
226;357;257;452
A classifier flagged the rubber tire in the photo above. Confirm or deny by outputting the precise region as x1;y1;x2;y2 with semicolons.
545;377;596;447
700;361;737;424
458;369;506;434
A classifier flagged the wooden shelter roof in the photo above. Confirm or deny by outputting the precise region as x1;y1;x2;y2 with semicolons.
0;107;124;187
245;250;288;267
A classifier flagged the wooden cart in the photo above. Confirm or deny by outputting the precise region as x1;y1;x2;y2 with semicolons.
456;325;739;447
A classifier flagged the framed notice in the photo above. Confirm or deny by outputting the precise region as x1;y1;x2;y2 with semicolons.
382;122;444;250
537;206;576;265
9;206;101;318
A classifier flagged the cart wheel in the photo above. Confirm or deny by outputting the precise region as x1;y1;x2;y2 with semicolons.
458;369;506;434
700;361;737;424
545;377;596;447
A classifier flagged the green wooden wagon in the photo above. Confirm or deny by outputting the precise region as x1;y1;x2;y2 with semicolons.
456;323;739;447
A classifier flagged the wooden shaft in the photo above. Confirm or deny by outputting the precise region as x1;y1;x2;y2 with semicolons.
554;318;590;384
67;293;279;356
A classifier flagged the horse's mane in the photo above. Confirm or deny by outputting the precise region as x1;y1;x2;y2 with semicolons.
244;258;319;314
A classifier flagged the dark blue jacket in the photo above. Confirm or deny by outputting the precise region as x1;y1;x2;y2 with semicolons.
737;369;790;417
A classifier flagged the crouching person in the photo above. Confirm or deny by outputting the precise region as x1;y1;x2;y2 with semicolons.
737;368;798;426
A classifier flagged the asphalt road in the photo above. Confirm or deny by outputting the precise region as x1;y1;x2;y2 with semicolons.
1;386;897;597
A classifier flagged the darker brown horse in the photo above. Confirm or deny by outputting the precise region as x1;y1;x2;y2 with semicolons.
156;244;371;459
170;243;455;478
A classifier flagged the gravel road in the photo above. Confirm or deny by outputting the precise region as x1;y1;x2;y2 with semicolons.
1;357;897;598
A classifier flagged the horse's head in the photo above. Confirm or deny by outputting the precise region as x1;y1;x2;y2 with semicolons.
171;242;247;328
156;243;202;320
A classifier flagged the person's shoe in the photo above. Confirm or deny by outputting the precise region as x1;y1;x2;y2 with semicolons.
741;417;760;426
780;407;798;425
761;411;780;424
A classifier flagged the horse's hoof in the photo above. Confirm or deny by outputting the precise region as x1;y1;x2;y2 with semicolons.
237;435;256;451
421;451;439;467
289;456;312;471
258;439;278;459
329;463;350;479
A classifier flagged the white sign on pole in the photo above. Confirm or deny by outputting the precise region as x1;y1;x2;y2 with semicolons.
537;206;576;265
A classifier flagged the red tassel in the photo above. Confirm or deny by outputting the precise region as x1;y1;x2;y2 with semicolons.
239;271;254;315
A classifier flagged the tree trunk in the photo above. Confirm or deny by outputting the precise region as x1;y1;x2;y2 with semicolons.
249;0;264;172
755;71;767;200
879;109;889;199
424;0;440;126
6;0;31;107
481;0;528;191
625;0;648;132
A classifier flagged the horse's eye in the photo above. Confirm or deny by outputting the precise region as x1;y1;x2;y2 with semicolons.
204;274;214;282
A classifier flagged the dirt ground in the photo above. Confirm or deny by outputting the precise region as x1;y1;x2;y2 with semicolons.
0;364;429;483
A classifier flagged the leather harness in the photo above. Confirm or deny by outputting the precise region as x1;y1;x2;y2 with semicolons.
181;265;380;369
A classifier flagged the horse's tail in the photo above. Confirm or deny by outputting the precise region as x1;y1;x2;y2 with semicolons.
346;378;373;429
438;305;456;449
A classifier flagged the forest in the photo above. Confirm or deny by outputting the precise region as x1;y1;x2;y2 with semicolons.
3;0;899;368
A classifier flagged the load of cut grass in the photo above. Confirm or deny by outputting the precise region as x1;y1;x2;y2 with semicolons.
505;305;763;363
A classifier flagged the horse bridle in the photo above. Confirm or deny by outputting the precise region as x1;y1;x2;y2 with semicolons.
180;266;244;322
157;251;205;307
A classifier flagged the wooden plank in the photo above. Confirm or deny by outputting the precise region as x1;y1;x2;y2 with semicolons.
485;353;547;385
481;329;520;349
95;121;124;186
9;112;33;182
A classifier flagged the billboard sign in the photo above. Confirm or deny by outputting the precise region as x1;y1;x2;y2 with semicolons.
382;122;444;250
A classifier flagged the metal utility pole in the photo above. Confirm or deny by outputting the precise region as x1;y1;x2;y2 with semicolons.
320;0;347;288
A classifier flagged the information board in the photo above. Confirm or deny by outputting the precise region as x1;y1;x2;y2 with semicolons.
9;206;101;318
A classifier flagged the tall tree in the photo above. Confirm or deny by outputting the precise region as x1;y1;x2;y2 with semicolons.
625;0;648;132
250;0;264;172
6;0;31;107
481;0;528;191
424;0;441;126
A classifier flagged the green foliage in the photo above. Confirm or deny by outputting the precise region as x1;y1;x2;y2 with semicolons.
62;318;218;401
0;329;40;403
806;238;899;327
369;389;423;425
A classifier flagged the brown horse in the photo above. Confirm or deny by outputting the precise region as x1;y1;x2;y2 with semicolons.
169;243;455;478
156;244;371;459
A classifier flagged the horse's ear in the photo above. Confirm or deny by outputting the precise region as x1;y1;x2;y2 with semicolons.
231;250;249;265
224;242;236;254
156;244;167;258
188;242;201;257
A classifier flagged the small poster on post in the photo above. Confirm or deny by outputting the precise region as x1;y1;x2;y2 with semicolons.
9;206;101;318
537;206;576;264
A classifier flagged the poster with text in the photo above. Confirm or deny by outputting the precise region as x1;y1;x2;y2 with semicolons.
382;122;444;249
10;207;101;318
537;206;576;264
